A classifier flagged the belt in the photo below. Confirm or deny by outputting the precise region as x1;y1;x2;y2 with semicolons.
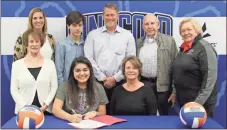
141;76;157;82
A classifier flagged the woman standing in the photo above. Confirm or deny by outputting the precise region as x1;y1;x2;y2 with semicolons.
52;57;108;123
14;8;55;61
171;18;217;117
10;29;58;114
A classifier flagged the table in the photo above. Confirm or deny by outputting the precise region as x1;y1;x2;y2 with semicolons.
2;115;223;129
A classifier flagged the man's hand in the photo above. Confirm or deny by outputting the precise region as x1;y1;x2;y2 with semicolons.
104;77;116;88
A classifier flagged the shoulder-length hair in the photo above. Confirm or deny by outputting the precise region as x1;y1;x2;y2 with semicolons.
66;56;95;109
22;29;45;47
122;56;142;80
27;8;48;34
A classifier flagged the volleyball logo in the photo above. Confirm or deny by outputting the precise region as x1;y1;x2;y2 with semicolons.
16;105;45;129
179;102;207;128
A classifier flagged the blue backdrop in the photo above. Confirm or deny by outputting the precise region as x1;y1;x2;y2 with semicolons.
1;1;226;128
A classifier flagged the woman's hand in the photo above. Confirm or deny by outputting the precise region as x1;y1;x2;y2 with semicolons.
68;114;83;123
168;93;176;107
40;105;48;112
83;111;98;120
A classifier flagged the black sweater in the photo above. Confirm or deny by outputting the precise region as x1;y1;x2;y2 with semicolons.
110;84;157;115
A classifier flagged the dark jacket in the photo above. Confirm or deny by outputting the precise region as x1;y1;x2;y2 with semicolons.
171;35;217;106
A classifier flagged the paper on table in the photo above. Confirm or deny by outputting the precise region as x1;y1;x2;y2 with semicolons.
68;120;108;129
68;115;127;129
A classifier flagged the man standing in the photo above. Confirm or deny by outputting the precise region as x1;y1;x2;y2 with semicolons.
84;3;136;114
136;14;177;115
55;11;85;87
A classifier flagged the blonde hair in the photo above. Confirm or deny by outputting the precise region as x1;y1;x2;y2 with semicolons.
103;3;119;13
27;8;47;33
179;18;203;35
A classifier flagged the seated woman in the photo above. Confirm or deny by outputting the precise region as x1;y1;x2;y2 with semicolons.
10;29;58;115
110;56;157;115
13;8;56;62
52;56;108;123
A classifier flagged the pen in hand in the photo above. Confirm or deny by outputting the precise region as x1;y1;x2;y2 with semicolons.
71;109;76;114
82;115;85;120
71;109;83;122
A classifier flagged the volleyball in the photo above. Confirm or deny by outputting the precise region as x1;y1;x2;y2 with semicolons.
179;102;207;128
16;105;44;129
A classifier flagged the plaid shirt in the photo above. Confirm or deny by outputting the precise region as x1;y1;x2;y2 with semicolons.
139;36;158;78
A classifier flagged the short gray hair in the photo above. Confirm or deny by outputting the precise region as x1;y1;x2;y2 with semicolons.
143;13;160;24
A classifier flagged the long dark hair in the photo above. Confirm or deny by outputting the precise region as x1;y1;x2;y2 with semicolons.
67;56;95;109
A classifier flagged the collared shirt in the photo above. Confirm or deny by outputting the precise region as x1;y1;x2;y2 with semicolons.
84;25;136;82
180;40;194;52
139;35;158;78
55;36;84;86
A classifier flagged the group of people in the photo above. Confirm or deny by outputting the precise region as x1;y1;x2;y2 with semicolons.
10;3;217;123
